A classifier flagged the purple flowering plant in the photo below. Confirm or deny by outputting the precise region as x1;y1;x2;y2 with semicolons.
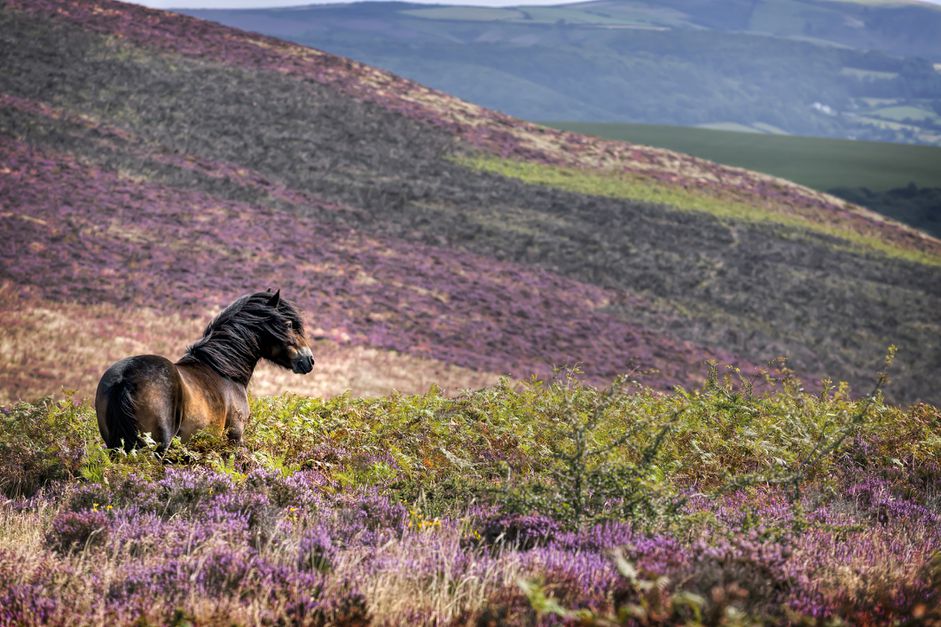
1;366;940;625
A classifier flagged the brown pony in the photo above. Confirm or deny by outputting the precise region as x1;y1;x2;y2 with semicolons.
95;290;314;451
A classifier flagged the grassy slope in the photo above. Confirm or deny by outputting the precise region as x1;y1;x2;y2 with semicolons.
0;287;499;404
547;121;941;192
548;121;941;237
1;0;940;407
459;155;939;265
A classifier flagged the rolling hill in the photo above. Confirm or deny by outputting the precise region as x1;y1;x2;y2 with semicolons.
184;0;941;145
549;121;941;237
1;0;940;406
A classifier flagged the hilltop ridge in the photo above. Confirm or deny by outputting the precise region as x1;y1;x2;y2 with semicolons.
1;0;940;404
186;0;941;144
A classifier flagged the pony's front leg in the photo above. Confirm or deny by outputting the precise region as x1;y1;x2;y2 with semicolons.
225;406;246;444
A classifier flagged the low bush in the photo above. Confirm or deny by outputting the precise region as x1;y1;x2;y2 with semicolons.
0;368;938;623
0;398;94;498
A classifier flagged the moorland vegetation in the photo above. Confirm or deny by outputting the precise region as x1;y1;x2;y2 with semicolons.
2;3;941;623
2;363;940;625
2;0;940;407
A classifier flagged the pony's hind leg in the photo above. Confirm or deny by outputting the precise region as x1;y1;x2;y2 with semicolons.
122;399;175;452
97;355;183;452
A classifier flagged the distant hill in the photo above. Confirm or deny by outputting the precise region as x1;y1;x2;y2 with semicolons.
550;121;941;237
184;0;941;145
1;0;940;406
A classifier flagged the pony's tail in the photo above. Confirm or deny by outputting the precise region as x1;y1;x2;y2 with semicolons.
105;378;140;452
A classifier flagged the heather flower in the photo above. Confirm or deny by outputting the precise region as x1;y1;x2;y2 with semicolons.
334;490;408;544
157;467;234;513
685;534;794;616
46;509;111;553
67;473;158;512
293;584;370;627
298;525;337;573
0;584;59;626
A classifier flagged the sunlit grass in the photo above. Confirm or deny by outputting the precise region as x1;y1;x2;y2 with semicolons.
458;154;941;267
0;290;499;404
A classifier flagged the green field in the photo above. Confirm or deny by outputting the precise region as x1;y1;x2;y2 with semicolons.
546;121;941;192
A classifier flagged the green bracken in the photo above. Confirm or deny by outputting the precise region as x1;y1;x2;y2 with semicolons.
3;365;938;522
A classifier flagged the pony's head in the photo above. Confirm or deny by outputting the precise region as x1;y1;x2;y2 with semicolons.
185;290;314;384
256;289;315;374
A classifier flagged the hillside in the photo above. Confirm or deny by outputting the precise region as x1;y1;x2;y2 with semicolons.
185;0;941;145
550;121;941;237
1;0;941;407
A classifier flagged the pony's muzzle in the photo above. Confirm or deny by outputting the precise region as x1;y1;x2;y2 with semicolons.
292;347;314;374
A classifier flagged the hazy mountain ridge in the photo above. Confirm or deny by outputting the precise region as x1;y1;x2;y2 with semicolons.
1;0;940;405
185;0;941;145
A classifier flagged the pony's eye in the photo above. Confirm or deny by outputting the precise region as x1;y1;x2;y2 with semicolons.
286;320;293;329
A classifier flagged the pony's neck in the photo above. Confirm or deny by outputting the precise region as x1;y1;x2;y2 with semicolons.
181;329;263;387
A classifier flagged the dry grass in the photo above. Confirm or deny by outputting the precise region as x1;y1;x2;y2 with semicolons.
0;502;526;626
348;528;525;624
0;286;500;404
248;347;499;400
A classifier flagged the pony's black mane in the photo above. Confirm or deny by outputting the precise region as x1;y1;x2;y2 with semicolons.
179;292;304;385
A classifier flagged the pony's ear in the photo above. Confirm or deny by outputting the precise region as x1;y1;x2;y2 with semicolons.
268;289;281;307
